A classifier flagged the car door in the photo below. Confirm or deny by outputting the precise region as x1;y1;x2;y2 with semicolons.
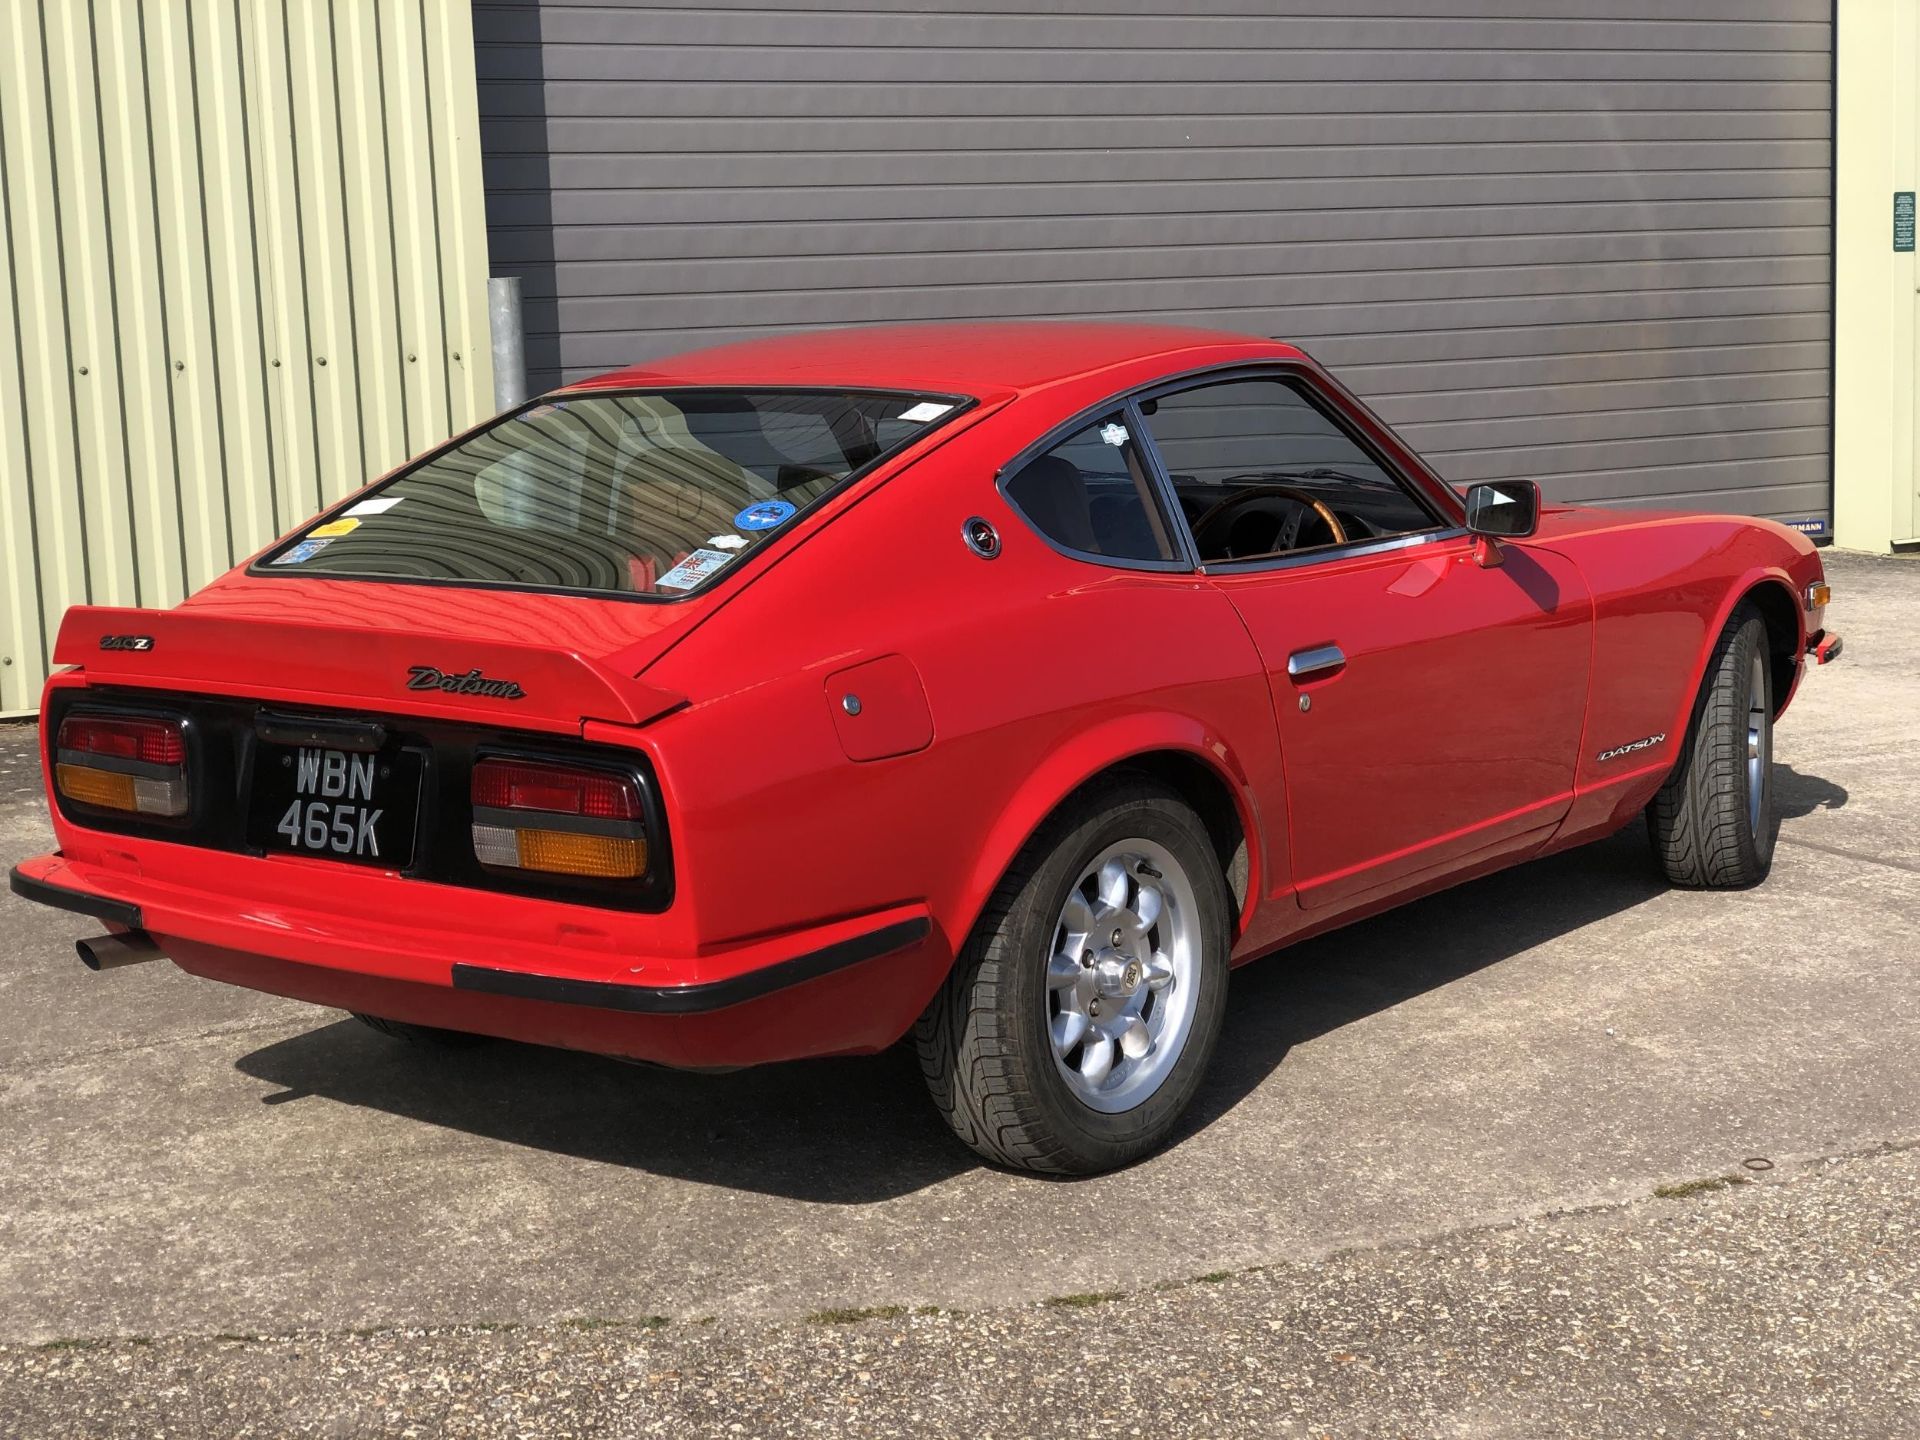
1137;372;1592;913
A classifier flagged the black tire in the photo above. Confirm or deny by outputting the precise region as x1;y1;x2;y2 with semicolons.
1647;603;1777;888
915;775;1231;1175
350;1012;492;1048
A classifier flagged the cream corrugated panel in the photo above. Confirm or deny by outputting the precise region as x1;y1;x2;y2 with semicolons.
0;0;493;716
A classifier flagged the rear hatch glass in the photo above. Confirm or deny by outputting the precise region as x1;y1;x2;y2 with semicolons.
255;388;968;600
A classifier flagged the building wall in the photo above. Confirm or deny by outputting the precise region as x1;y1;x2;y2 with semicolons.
1834;0;1916;552
477;0;1834;532
0;0;496;716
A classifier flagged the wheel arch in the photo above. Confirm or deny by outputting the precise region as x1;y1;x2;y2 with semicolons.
1662;568;1803;766
952;715;1269;958
1738;576;1802;715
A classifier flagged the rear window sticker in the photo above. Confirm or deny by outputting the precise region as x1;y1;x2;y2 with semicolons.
898;400;954;423
272;537;334;566
655;548;734;591
309;517;360;538
734;499;797;531
706;533;748;550
345;495;404;517
1099;422;1130;447
522;402;563;420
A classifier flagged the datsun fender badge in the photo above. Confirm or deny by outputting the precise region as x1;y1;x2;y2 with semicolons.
1595;732;1666;763
99;634;154;652
406;665;527;701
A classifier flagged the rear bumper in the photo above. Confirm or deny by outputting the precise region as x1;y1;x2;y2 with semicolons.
10;854;948;1067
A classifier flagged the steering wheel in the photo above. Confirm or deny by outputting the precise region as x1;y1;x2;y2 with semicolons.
1191;484;1348;560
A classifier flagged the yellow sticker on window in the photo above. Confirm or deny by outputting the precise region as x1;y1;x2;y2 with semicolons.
309;518;360;538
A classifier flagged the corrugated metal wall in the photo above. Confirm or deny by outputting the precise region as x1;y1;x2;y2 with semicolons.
0;0;494;716
476;0;1832;531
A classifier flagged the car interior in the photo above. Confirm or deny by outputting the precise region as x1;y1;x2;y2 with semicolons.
1004;378;1441;567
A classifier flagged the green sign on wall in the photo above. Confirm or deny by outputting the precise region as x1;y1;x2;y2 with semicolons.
1898;191;1916;253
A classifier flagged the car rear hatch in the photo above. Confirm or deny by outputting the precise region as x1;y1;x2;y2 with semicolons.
67;577;700;733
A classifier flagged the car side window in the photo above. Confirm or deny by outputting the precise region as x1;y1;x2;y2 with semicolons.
1142;378;1439;564
1003;412;1178;564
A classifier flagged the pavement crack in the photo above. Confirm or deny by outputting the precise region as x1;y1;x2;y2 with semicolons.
0;1018;308;1077
1776;833;1920;875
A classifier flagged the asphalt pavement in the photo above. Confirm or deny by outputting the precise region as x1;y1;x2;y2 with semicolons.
1;550;1915;1436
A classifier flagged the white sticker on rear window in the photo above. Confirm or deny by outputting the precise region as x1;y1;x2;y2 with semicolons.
1099;422;1129;447
655;548;734;591
898;401;954;423
346;495;404;517
706;533;748;550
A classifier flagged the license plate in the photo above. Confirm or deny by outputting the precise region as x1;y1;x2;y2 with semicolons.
247;743;423;868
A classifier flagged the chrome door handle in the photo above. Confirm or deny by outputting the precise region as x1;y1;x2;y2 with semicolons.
1286;644;1346;680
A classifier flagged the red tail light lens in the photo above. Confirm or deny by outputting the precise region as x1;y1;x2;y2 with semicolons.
471;758;647;879
58;715;186;766
54;713;190;817
471;759;642;820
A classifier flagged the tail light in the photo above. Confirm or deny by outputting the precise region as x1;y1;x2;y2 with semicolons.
470;757;647;879
55;714;189;817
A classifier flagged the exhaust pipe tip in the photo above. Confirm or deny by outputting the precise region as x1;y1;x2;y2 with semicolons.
76;930;163;971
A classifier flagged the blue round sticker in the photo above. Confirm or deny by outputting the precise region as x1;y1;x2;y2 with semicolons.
734;499;797;531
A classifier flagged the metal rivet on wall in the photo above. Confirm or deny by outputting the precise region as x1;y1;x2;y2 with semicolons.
173;360;184;372
316;356;327;366
76;365;87;376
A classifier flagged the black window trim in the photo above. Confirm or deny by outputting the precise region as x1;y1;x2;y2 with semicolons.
997;359;1467;579
1136;365;1464;577
995;401;1196;574
244;384;978;605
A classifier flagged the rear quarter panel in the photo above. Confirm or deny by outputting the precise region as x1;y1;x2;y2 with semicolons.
634;396;1285;1001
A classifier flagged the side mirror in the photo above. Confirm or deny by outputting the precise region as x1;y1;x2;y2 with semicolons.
1464;480;1540;540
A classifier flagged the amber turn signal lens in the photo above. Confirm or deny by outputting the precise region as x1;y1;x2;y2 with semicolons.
1805;582;1831;611
56;763;137;812
514;828;646;878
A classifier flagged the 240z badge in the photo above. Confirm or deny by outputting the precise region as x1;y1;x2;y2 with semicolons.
406;665;527;701
99;634;154;652
1595;732;1666;763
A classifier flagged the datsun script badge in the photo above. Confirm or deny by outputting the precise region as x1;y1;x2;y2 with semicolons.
1595;732;1665;763
407;665;527;701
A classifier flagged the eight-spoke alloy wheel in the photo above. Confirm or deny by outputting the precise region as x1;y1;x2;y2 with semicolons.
917;774;1231;1175
1044;840;1201;1114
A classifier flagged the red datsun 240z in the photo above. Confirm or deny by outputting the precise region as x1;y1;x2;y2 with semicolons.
11;323;1840;1174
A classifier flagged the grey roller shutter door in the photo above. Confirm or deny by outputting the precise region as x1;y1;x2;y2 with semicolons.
476;1;1833;526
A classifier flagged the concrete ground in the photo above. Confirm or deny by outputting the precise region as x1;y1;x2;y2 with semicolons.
1;550;1915;1435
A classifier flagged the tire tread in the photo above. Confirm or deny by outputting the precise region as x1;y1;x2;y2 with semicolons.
1648;604;1772;889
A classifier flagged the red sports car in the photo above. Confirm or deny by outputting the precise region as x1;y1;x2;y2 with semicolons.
11;323;1841;1174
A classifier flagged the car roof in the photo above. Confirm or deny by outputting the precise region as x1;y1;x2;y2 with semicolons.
561;321;1304;399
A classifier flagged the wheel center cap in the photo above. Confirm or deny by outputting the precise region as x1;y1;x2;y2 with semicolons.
1093;954;1145;997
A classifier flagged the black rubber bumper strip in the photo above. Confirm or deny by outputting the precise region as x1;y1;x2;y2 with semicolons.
451;916;933;1016
8;865;145;929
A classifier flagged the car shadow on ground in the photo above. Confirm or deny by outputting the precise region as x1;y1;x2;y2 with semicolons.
234;770;1846;1204
1773;763;1848;819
